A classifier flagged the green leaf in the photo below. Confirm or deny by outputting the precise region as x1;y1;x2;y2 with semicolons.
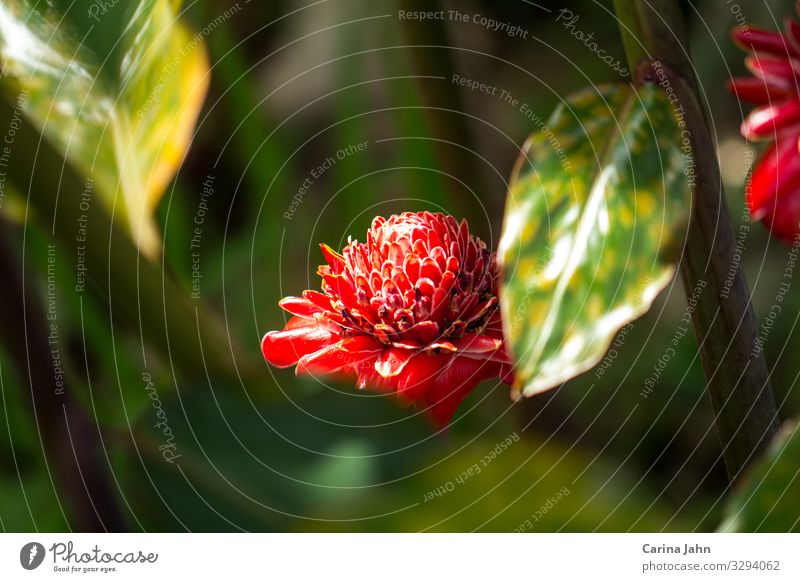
498;83;691;398
0;0;209;256
720;422;800;532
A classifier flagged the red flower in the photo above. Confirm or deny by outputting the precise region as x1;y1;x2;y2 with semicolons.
261;212;514;426
728;7;800;244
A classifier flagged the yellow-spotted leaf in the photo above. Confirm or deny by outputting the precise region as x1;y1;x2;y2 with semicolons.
0;0;209;257
498;83;692;398
720;422;800;532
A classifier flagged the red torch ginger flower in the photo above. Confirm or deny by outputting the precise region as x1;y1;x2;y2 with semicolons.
261;212;514;426
728;5;800;244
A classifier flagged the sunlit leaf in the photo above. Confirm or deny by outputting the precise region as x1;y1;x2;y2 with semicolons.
0;0;209;256
498;83;692;398
720;422;800;532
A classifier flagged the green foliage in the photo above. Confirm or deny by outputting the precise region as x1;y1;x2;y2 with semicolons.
721;422;800;532
0;0;208;256
498;83;692;398
117;385;693;532
0;352;68;531
1;0;788;534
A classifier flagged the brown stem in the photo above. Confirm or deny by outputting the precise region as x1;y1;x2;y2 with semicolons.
614;0;779;482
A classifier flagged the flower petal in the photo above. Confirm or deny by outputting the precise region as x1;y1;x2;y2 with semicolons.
296;336;381;376
321;272;357;306
786;15;800;55
302;290;335;311
424;358;505;425
356;362;398;392
733;26;797;56
452;334;502;352
749;135;800;218
742;100;800;139
283;315;315;330
395;354;500;425
749;134;800;243
279;296;326;318
727;77;793;105
375;347;417;378
261;322;337;368
409;320;439;344
395;353;445;403
746;56;800;87
429;340;457;352
453;335;514;364
320;243;346;274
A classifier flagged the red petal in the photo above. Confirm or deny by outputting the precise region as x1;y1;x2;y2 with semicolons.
342;335;384;353
749;135;800;243
296;337;381;376
394;354;500;425
303;290;334;311
388;242;404;264
322;272;357;306
749;136;799;219
261;322;337;368
320;243;346;274
457;219;469;255
395;354;443;403
356;362;398;392
423;357;503;426
786;16;800;55
392;268;412;294
746;56;800;87
419;258;442;283
429;341;457;352
430;287;450;324
409;320;439;344
451;334;504;354
375;347;416;378
391;340;422;350
430;245;447;271
415;277;436;297
465;296;498;324
727;77;793;105
403;253;421;283
284;315;315;330
279;296;326;318
742;100;800;139
439;270;456;293
732;26;796;56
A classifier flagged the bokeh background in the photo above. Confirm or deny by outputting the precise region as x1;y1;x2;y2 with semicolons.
1;0;799;532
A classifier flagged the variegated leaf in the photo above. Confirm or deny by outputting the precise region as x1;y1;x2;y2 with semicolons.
0;0;209;256
498;83;692;398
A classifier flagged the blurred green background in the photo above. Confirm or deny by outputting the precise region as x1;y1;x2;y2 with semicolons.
1;0;799;532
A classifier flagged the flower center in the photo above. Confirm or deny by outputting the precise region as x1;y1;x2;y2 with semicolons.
320;212;500;348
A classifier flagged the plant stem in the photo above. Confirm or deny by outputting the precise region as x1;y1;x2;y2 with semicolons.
613;0;779;482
